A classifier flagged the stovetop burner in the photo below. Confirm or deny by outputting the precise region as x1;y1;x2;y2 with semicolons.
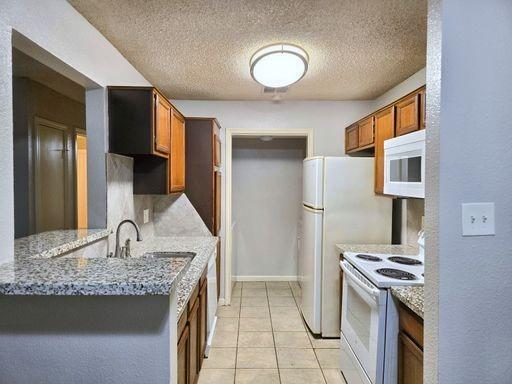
355;254;382;262
388;256;423;266
376;268;417;280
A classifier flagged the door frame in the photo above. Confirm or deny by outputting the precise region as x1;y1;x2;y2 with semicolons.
224;128;314;305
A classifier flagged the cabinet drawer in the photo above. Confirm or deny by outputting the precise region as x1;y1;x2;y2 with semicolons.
396;93;420;136
358;116;374;147
345;125;359;152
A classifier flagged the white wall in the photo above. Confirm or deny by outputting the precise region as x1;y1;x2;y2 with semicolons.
429;1;512;383
232;138;306;279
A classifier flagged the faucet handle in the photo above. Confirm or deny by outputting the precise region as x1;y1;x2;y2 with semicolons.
125;238;131;258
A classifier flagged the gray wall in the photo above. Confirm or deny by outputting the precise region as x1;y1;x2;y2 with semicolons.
13;78;86;237
0;20;13;265
429;1;512;383
232;138;306;279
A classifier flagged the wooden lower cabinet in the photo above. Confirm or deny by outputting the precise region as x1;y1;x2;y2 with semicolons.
177;269;209;384
398;332;423;384
398;304;424;384
177;323;189;384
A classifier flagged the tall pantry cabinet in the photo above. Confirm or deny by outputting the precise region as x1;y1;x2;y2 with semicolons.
185;117;222;298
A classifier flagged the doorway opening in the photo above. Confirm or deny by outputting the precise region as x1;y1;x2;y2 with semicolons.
225;129;313;304
12;48;88;237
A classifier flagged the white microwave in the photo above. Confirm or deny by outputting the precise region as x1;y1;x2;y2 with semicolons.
383;130;425;198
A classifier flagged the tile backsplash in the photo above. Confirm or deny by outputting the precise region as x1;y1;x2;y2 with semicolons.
106;153;212;252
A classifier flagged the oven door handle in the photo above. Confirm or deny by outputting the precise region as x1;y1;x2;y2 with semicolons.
340;260;381;300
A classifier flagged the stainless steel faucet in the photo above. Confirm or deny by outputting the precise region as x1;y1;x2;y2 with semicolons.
111;219;143;258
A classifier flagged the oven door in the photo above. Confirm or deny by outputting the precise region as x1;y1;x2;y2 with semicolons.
340;260;387;384
383;130;425;198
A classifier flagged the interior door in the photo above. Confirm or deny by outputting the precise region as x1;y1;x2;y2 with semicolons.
300;205;323;334
34;118;72;233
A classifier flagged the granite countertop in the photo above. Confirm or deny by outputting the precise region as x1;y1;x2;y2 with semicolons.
0;236;216;297
390;286;424;319
15;229;112;260
130;236;218;317
336;243;424;318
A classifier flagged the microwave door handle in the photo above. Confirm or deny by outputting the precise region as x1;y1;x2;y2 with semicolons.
340;260;381;300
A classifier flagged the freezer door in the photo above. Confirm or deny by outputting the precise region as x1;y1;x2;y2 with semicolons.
300;205;323;334
303;157;324;209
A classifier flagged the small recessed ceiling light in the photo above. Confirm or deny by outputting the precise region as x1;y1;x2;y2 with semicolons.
250;43;309;88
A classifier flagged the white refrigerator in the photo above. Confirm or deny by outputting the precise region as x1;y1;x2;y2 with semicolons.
300;157;392;337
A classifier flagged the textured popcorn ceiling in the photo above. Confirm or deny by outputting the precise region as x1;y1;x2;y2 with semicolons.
68;0;427;100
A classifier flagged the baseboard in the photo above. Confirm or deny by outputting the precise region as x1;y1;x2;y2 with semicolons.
233;275;298;282
217;298;226;306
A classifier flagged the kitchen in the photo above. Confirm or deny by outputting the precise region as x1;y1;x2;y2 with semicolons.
0;1;511;384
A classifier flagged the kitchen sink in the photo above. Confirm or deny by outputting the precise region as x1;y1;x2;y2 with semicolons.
143;251;196;259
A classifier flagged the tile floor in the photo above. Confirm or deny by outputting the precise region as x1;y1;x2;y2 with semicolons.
199;281;346;384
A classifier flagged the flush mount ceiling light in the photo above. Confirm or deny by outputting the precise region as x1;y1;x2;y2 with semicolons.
250;43;309;88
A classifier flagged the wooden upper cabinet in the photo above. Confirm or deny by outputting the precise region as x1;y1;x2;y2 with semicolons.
169;108;186;193
396;93;420;137
419;88;426;130
213;121;221;167
358;116;375;147
345;124;359;153
154;91;171;156
374;106;395;194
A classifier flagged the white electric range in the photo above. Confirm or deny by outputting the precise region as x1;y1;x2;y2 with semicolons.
339;235;424;384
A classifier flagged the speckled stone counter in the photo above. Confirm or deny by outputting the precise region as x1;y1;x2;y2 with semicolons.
130;236;218;317
336;243;423;318
15;229;111;260
0;235;216;296
390;286;424;319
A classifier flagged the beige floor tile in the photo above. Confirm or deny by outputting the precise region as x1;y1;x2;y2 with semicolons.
237;348;277;369
216;318;239;332
232;282;242;290
322;369;347;384
266;281;291;288
274;332;312;348
239;317;272;331
240;306;270;318
202;348;237;369
315;349;340;369
289;281;300;289
292;289;302;298
267;288;293;297
198;369;235;384
235;369;280;384
238;331;274;347
280;369;326;384
230;298;241;307
212;330;238;347
217;305;240;318
308;334;341;349
276;348;319;368
242;288;267;297
243;281;266;289
268;296;297;307
270;306;301;317
232;287;242;298
242;297;268;307
271;315;306;331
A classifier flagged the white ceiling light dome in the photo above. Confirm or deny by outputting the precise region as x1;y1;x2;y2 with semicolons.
250;43;309;88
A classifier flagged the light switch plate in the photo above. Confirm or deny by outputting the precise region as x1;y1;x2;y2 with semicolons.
143;209;150;224
462;202;495;236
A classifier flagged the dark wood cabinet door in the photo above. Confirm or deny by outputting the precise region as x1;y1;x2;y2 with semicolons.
154;92;171;156
188;297;199;384
177;324;189;384
374;106;395;194
358;116;375;147
345;124;359;152
170;108;186;192
398;332;423;384
213;122;221;167
214;171;221;235
198;280;208;370
396;93;420;137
